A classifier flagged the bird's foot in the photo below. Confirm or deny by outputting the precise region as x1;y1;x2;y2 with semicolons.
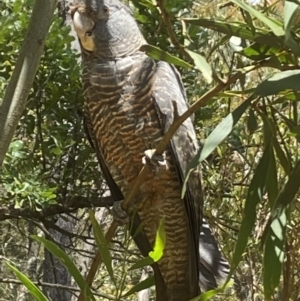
142;149;168;172
112;200;129;225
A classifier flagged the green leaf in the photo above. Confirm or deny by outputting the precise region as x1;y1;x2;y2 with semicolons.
240;42;281;61
31;236;95;301
140;44;192;69
284;1;299;36
266;144;278;208
130;217;166;270
129;256;154;271
149;217;166;262
186;50;212;83
275;160;300;207
122;276;155;298
259;116;278;207
263;159;300;298
263;205;287;299
183;19;284;48
189;280;233;301
182;95;253;198
272;138;291;175
259;115;278;207
6;262;49;301
89;211;115;284
255;70;300;96
231;0;284;36
229;145;270;278
283;1;300;55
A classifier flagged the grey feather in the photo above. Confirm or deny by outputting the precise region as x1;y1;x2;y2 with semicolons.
71;1;229;299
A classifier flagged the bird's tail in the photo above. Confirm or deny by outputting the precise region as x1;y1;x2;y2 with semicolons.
199;219;230;291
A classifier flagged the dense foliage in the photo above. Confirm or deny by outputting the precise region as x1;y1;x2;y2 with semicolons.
1;0;300;300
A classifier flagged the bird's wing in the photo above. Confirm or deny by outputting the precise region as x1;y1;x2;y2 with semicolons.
152;61;229;291
199;219;230;291
152;61;202;294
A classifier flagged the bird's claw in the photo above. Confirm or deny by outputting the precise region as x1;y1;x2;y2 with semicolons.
112;200;129;225
142;149;168;171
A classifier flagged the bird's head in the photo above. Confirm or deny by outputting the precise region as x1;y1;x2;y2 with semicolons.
70;0;146;58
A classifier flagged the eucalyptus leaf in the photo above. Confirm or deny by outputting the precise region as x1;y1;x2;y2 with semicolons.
6;262;49;301
255;70;300;96
140;44;192;69
186;49;212;83
229;145;270;279
231;0;284;36
31;236;95;301
122;276;155;298
90;211;115;285
182;95;254;198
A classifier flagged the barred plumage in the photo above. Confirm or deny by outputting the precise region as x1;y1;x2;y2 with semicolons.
71;1;229;300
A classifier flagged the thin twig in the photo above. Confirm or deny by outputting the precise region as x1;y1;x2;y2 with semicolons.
157;0;191;61
0;195;114;221
0;277;117;300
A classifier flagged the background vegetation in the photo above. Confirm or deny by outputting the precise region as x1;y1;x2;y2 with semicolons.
1;0;300;300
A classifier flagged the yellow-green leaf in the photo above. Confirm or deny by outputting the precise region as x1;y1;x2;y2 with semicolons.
149;217;166;262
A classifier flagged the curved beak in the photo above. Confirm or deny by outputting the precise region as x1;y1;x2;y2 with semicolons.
72;11;95;51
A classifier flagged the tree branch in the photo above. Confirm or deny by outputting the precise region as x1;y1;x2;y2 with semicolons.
156;0;190;61
0;277;117;300
0;195;114;221
0;0;57;165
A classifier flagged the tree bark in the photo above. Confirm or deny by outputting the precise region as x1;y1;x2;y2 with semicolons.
43;215;74;301
0;0;57;165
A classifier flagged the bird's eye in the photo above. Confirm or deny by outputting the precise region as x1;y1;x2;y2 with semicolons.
86;31;93;37
103;5;109;13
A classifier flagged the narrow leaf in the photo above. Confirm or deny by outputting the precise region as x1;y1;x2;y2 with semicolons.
31;236;95;301
284;1;299;35
231;0;284;36
90;211;115;284
272;159;300;208
263;159;300;298
283;1;300;56
130;217;166;270
140;44;192;69
241;42;280;61
229;145;270;278
182;19;283;49
122;276;155;298
189;280;233;301
266;145;278;208
255;70;300;96
186;50;212;83
263;205;287;299
272;138;291;175
149;217;166;262
129;256;154;271
182;95;253;198
198;95;253;163
6;262;49;301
